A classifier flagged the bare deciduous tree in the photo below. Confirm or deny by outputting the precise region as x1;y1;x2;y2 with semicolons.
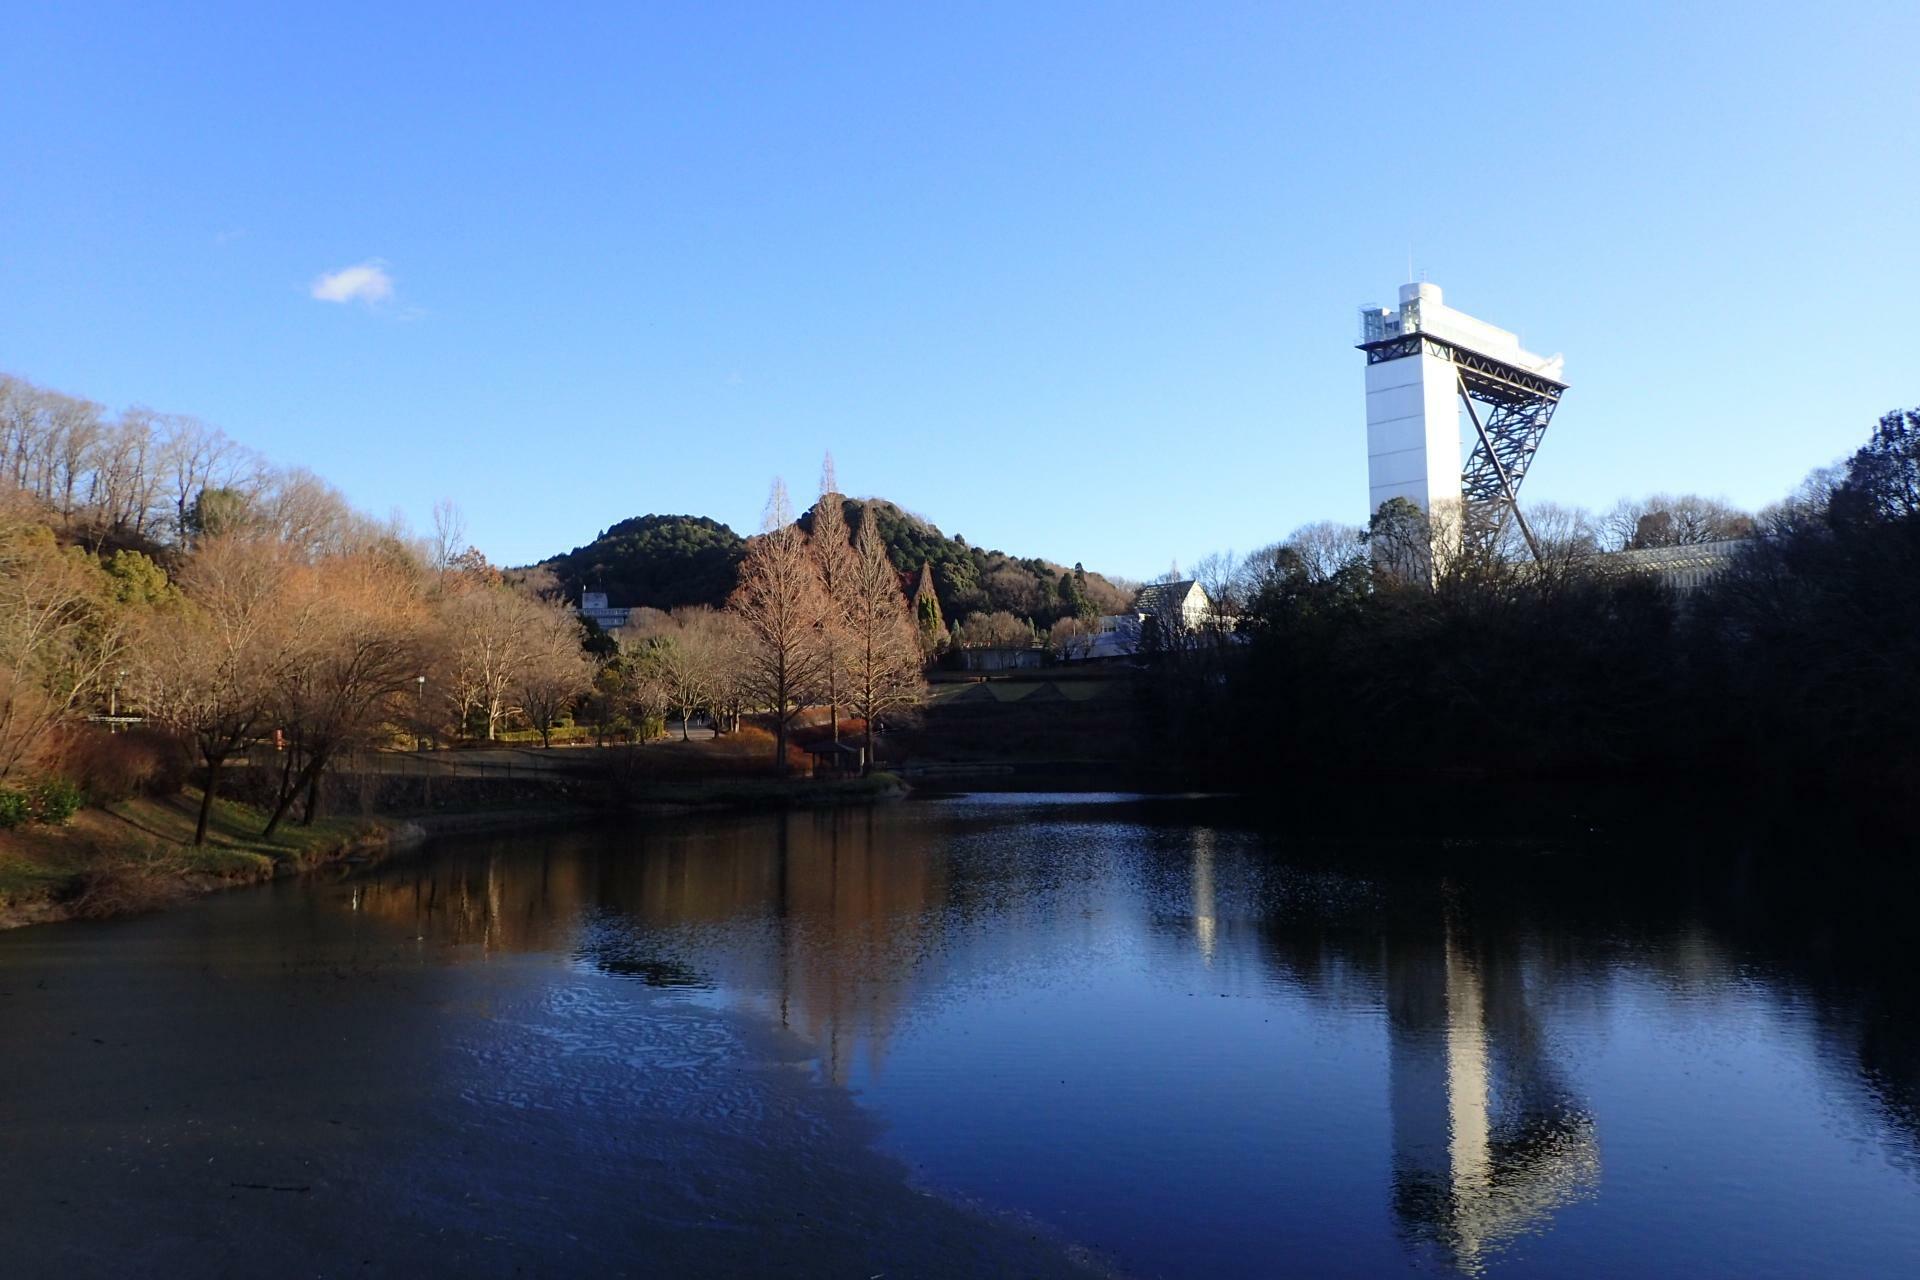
44;394;104;521
1048;615;1097;661
843;504;923;771
261;551;429;834
161;415;245;541
429;498;468;574
955;610;1033;649
85;407;163;545
1502;502;1600;585
1190;551;1247;623
255;466;371;559
810;474;857;742
703;609;753;735
514;606;594;749
437;588;557;741
624;606;741;740
133;536;294;844
1600;493;1754;551
983;564;1045;619
0;523;129;781
1280;521;1368;584
1084;576;1136;616
729;480;828;772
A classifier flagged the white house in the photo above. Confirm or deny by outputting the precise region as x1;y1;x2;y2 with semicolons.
577;591;631;631
1061;581;1216;661
1130;580;1213;632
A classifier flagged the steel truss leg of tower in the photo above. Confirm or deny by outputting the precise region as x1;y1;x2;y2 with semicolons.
1456;371;1560;564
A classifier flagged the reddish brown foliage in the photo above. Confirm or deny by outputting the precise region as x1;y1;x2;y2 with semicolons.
40;724;191;802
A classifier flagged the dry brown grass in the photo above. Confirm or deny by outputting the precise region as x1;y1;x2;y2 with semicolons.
629;723;811;778
63;861;192;919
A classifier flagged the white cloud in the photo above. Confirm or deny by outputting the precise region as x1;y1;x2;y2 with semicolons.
310;260;395;305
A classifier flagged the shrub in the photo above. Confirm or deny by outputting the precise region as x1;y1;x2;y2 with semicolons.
40;725;190;802
31;778;83;825
494;725;598;745
64;863;185;919
0;789;29;829
721;723;811;774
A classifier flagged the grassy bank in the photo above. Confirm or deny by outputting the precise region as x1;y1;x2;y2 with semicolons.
0;790;382;927
0;767;909;930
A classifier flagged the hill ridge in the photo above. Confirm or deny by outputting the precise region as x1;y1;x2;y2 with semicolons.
535;497;1131;627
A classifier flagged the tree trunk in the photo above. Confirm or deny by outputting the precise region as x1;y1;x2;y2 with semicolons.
195;756;222;846
272;740;297;809
263;755;311;839
300;760;324;826
262;744;301;836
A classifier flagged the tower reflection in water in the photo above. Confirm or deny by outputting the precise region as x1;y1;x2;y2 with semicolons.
1209;837;1602;1276
1384;910;1599;1274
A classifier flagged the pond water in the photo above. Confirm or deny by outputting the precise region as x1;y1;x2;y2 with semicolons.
2;793;1917;1277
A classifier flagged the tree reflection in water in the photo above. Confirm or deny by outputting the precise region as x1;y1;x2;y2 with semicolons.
352;809;949;1084
336;795;1920;1278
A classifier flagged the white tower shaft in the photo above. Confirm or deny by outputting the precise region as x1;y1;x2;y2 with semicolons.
1365;342;1464;514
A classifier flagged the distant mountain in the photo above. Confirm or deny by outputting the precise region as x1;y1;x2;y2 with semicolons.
536;499;1131;625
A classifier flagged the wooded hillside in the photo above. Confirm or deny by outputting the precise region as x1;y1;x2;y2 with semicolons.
538;499;1132;628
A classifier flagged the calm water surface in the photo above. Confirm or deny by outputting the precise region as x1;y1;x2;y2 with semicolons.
3;793;1917;1278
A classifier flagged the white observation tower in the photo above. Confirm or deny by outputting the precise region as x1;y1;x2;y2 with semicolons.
1358;283;1566;560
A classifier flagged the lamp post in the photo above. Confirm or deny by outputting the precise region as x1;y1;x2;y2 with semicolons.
111;668;126;727
415;675;427;751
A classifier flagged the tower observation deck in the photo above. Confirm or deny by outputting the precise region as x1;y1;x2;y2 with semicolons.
1358;283;1566;560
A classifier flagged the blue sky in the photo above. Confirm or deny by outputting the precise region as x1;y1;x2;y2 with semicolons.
2;3;1915;578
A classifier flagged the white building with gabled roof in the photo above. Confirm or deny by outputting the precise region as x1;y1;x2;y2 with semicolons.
1131;580;1212;631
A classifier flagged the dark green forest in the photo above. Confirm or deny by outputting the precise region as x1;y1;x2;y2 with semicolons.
540;498;1130;627
1148;407;1920;792
539;515;746;612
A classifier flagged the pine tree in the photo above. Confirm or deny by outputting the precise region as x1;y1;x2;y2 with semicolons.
911;561;946;658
